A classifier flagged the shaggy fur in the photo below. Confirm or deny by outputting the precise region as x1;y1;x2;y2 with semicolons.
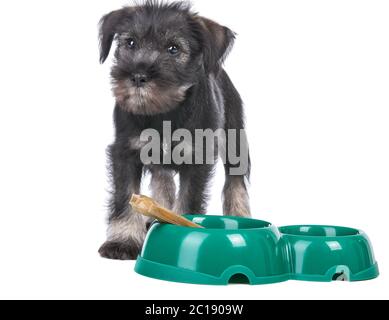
98;1;251;260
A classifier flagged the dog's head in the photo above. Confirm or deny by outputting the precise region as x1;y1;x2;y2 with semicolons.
99;1;235;115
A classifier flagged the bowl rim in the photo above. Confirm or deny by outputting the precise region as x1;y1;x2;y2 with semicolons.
155;214;275;232
278;224;364;239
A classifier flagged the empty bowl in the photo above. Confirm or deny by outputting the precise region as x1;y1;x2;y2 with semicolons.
279;225;379;282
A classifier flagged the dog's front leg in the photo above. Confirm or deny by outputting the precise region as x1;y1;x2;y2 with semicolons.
223;175;251;217
99;143;145;260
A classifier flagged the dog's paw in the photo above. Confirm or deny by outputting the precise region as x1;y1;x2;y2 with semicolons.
98;241;141;260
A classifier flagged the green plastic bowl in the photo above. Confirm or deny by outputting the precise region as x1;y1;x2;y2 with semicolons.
279;225;379;282
135;215;379;285
135;215;289;285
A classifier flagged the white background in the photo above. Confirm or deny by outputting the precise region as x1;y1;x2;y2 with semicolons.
0;0;388;300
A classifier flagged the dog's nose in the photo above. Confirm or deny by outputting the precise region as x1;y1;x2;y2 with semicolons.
131;74;148;88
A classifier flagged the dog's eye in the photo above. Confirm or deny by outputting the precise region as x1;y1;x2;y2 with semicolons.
167;45;180;55
127;38;136;49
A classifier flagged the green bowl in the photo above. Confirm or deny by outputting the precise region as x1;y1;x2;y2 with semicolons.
135;215;289;285
135;215;379;285
279;225;379;282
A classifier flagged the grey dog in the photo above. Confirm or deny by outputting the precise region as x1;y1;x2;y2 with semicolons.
98;1;251;260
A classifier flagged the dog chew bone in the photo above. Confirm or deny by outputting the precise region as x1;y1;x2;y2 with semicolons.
130;194;204;229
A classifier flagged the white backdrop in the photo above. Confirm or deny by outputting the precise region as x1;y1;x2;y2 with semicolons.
0;0;388;300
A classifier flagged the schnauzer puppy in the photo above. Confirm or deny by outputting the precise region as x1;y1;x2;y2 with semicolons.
98;1;251;260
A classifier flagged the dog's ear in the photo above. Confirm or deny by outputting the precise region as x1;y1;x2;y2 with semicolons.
194;16;235;73
98;7;136;64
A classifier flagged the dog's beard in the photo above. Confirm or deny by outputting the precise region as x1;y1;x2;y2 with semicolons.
112;79;191;115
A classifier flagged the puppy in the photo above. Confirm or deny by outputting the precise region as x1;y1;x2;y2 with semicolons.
98;1;251;260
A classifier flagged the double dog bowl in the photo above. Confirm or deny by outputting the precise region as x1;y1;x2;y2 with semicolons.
135;215;379;285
